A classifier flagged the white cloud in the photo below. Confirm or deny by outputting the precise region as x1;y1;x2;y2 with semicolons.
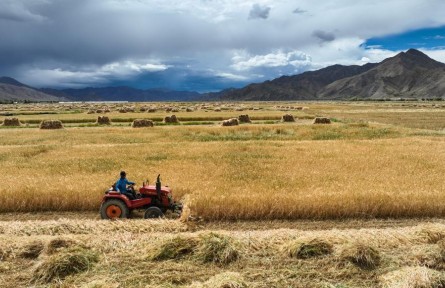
232;50;312;71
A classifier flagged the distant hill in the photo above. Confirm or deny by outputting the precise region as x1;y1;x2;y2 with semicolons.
0;77;64;102
213;49;445;100
0;77;202;102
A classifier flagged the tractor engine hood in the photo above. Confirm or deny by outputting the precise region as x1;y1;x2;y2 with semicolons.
139;185;171;195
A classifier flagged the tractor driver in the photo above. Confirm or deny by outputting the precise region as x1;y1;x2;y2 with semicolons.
115;171;136;200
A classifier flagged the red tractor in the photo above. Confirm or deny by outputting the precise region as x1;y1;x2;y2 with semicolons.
100;174;182;219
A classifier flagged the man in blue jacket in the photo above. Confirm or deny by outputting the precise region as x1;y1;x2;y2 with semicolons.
115;171;136;199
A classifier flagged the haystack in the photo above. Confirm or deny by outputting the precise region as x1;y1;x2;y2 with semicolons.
39;120;63;130
196;233;240;265
286;238;333;259
148;108;156;113
33;247;98;283
340;243;381;270
313;117;331;124
96;116;111;125
281;114;295;122
2;117;21;126
186;107;194;112
164;115;179;123
132;119;154;128
147;236;198;261
238;114;251;123
222;118;239;127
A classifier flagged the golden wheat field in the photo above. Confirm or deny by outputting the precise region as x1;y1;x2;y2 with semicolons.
1;101;445;287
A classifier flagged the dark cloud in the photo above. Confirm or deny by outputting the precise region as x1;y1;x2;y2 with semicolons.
293;8;307;14
248;4;271;20
312;30;336;42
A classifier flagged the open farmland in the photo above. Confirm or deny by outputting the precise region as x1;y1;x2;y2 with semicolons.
1;101;445;287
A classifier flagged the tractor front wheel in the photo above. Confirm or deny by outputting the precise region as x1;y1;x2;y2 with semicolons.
100;200;129;219
144;207;164;219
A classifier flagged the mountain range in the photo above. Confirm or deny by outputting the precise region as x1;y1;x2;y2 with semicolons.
213;49;445;100
1;49;444;102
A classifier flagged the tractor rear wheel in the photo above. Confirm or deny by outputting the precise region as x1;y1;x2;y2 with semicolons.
144;206;164;219
100;200;129;219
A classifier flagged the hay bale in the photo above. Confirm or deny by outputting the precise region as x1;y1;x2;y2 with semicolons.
238;114;251;123
96;116;111;125
96;109;103;113
340;243;381;270
139;107;147;112
287;238;333;259
164;115;179;123
196;233;239;265
281;114;295;122
147;108;156;113
147;236;198;261
222;118;239;127
132;119;154;128
186;107;194;112
19;241;45;259
118;108;127;113
2;117;21;126
39;120;63;130
47;238;76;255
191;272;247;288
214;108;221;112
380;266;445;288
33;247;98;283
87;110;95;114
313;117;331;124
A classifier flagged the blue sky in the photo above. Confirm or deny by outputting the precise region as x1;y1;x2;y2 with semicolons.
1;0;445;92
366;26;445;51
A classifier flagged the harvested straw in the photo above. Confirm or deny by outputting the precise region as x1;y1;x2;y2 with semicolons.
19;241;45;259
287;238;333;259
222;118;239;127
147;236;198;261
340;243;381;270
164;115;179;123
39;120;63;130
132;119;154;128
2;117;21;126
380;266;445;288
96;116;111;125
195;233;239;265
238;115;251;123
313;117;331;124
281;114;295;122
33;247;98;283
190;272;247;288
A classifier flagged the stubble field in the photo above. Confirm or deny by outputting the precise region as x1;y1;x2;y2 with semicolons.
0;101;445;287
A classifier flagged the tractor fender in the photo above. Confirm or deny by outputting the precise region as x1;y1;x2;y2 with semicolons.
103;193;132;207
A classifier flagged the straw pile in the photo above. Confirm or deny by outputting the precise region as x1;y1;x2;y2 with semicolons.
313;117;331;124
222;118;239;126
281;114;295;122
132;119;154;128
39;120;63;129
96;116;111;125
2;117;21;126
164;115;179;123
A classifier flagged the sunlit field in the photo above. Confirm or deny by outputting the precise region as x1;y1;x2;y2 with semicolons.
0;101;444;219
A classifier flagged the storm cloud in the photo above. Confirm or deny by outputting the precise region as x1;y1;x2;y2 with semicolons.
312;30;336;42
248;4;271;20
1;0;445;91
